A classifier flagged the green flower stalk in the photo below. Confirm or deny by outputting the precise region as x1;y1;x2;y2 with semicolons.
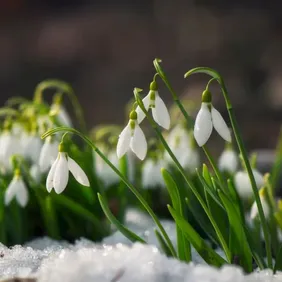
184;67;273;269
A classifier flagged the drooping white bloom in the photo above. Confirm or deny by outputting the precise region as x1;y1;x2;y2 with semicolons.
0;131;22;171
234;169;264;199
39;136;60;173
5;171;28;207
218;148;238;174
250;189;270;220
194;102;231;147
116;111;147;160
194;89;231;147
46;152;90;194
30;164;42;184
142;158;166;189
95;151;120;187
22;133;43;163
135;81;170;130
165;125;200;173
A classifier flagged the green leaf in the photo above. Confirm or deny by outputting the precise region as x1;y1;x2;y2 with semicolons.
98;193;146;244
168;205;226;267
202;164;213;188
274;211;282;229
162;168;191;261
274;244;282;273
154;229;174;257
52;193;106;237
197;169;224;209
43;196;60;239
218;190;253;272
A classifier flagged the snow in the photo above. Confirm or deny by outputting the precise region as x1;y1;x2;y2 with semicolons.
0;209;281;282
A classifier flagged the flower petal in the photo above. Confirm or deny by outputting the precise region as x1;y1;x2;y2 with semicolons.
53;153;69;194
116;124;131;159
68;156;90;186
152;93;170;130
234;171;253;199
46;155;59;192
130;124;147;160
194;103;213;147
4;178;18;206
39;139;53;172
135;95;150;124
15;179;29;208
211;107;231;142
218;150;238;173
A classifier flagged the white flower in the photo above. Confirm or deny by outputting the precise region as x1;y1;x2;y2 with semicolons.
30;164;42;184
218;148;238;174
116;112;147;160
46;152;90;194
96;151;120;187
0;131;22;170
194;102;231;147
135;82;170;129
250;189;270;220
5;172;28;207
142;158;166;188
234;169;264;199
165;125;200;172
22;134;43;163
39;136;60;173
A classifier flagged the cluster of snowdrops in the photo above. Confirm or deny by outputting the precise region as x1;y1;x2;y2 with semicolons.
1;59;282;273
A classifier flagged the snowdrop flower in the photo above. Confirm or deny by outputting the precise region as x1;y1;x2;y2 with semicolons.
218;146;238;174
5;169;28;207
117;110;147;160
22;133;43;163
39;136;60;173
135;80;170;129
96;150;120;187
30;164;42;184
0;130;22;171
46;144;90;194
194;89;231;147
165;125;200;172
142;158;166;189
250;188;270;220
234;169;264;199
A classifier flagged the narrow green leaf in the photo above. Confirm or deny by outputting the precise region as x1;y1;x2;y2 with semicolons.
44;196;60;239
202;164;213;188
274;244;282;273
154;229;174;257
52;193;106;236
168;205;227;267
218;190;253;272
197;170;224;209
162;168;191;261
98;193;146;244
274;211;282;230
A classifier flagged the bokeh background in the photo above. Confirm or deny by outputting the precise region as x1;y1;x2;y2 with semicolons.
1;0;282;152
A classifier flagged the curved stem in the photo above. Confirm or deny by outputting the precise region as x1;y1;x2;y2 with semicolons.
42;127;177;258
134;89;231;262
185;67;273;269
153;60;224;186
34;80;87;133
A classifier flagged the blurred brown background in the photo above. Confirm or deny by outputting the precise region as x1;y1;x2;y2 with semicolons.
1;0;282;150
